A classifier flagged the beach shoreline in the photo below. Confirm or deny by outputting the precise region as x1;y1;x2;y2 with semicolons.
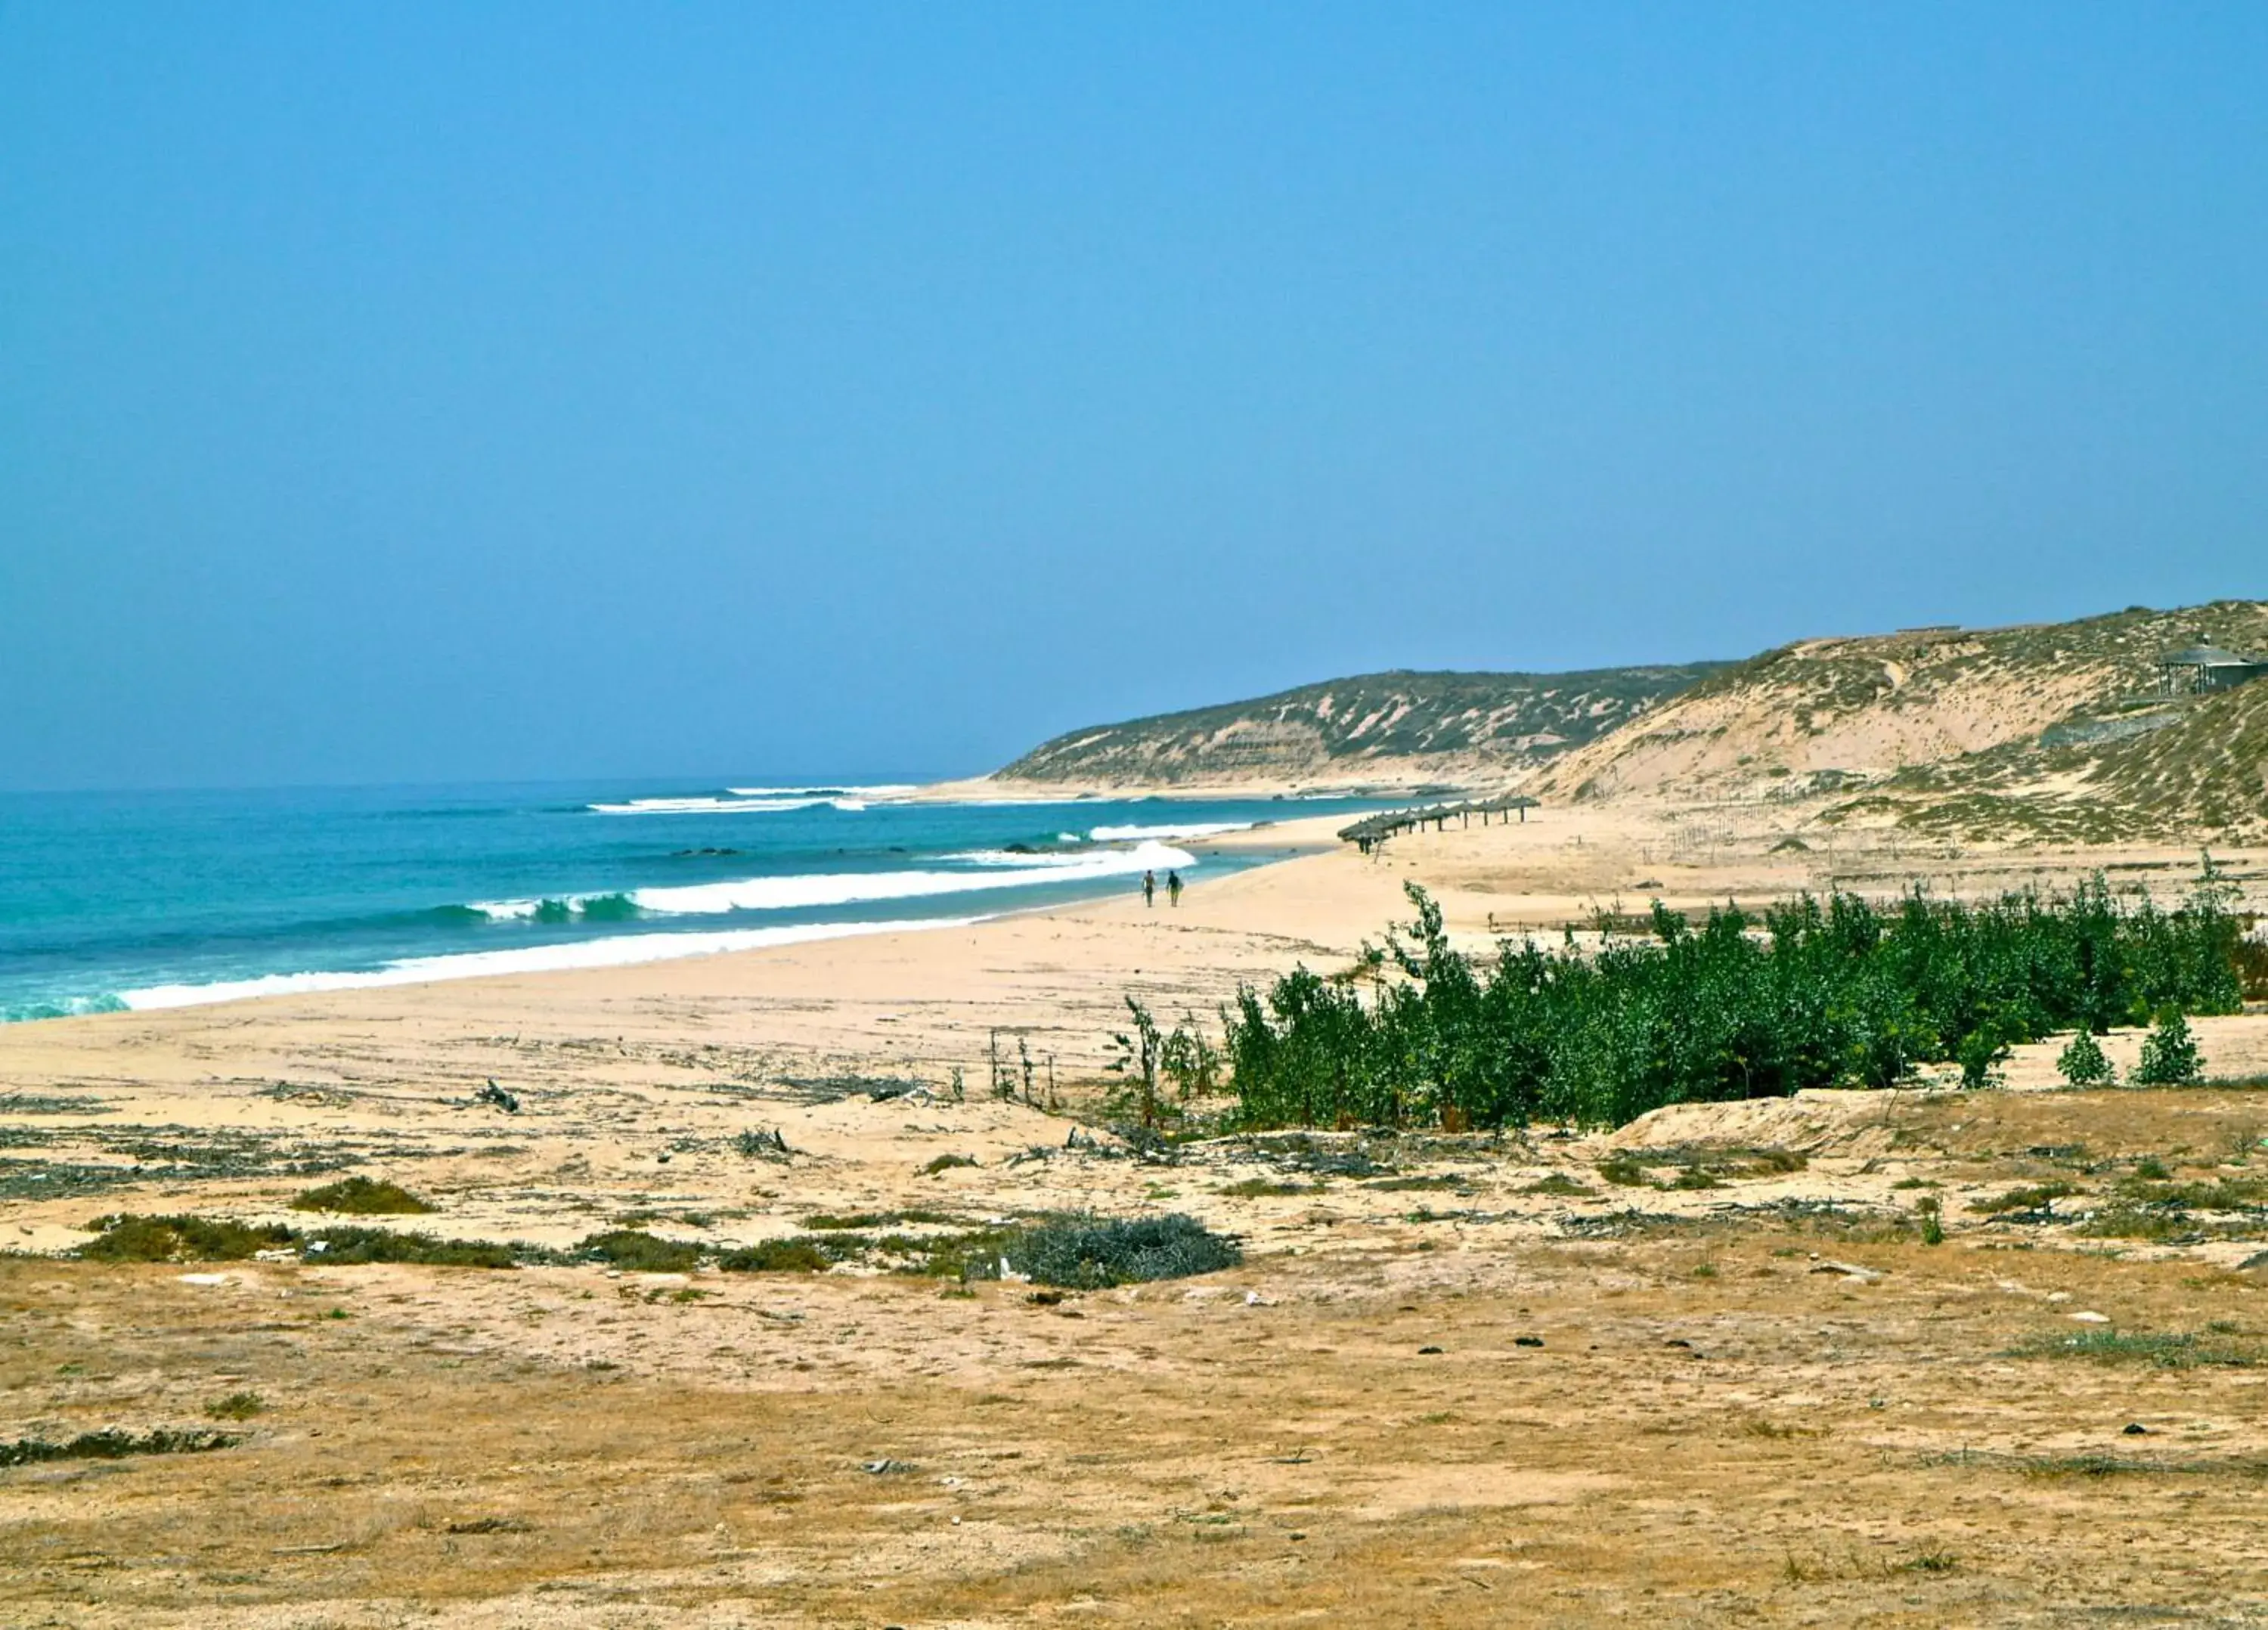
6;795;2268;1622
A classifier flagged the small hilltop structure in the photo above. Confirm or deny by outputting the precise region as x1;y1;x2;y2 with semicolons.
2158;644;2268;697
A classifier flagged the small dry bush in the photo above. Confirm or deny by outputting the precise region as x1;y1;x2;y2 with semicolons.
291;1176;434;1215
79;1214;296;1262
575;1230;702;1272
1969;1182;2075;1215
0;1428;237;1467
1520;1173;1591;1197
977;1214;1241;1289
717;1239;832;1273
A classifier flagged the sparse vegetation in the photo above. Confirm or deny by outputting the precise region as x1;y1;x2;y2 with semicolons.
0;1428;238;1467
575;1230;702;1272
717;1238;833;1273
971;1214;1241;1289
206;1391;265;1421
802;1209;961;1230
79;1214;296;1263
302;1227;525;1268
291;1176;435;1215
1970;1182;2074;1216
2007;1328;2256;1368
1520;1173;1591;1197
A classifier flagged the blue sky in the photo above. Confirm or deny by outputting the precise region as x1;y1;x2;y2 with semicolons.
3;3;2263;790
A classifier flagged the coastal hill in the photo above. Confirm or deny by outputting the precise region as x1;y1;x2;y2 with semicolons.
1532;600;2268;827
993;665;1725;790
1839;645;2268;842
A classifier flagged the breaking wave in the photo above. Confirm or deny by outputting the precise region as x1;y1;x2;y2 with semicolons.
1087;821;1254;842
116;918;976;1012
463;841;1194;922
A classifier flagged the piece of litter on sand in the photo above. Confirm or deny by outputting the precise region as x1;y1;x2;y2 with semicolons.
2071;1310;2112;1324
863;1459;914;1476
2124;1423;2151;1435
178;1273;230;1286
1244;1290;1269;1306
1808;1260;1879;1283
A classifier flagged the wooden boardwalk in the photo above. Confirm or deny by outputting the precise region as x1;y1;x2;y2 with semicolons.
1337;795;1538;854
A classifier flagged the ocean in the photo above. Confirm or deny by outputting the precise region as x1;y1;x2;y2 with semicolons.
0;781;1390;1024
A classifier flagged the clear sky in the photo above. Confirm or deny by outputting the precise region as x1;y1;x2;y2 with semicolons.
3;4;2263;791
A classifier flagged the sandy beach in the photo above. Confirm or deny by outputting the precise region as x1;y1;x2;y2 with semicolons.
6;799;2268;1624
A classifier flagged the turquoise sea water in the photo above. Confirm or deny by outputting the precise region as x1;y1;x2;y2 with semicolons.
0;781;1388;1023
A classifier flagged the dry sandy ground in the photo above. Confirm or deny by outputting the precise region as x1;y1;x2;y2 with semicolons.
5;802;2268;1625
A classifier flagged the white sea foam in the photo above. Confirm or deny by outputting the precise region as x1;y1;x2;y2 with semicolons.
627;841;1194;916
943;848;1102;868
1088;821;1254;842
466;840;1193;922
589;795;829;815
118;917;976;1012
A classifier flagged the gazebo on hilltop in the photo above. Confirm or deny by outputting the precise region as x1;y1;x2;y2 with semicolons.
2158;645;2268;697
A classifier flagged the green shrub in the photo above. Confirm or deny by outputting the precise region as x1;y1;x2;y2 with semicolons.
0;1429;237;1467
2056;1030;2116;1088
303;1228;523;1268
982;1214;1240;1289
574;1230;702;1272
2133;1012;2204;1086
206;1392;264;1421
78;1214;296;1263
717;1238;833;1273
1917;1197;1944;1245
1209;869;2244;1132
292;1176;434;1215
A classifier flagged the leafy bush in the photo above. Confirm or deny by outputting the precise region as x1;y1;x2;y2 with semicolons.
2235;934;2268;1002
291;1176;434;1215
2056;1030;2116;1087
575;1230;701;1272
207;1392;265;1421
1210;866;2243;1132
979;1214;1241;1288
2132;1012;2204;1086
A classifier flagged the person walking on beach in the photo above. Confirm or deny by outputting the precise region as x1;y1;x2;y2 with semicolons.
1167;869;1183;907
1142;870;1155;908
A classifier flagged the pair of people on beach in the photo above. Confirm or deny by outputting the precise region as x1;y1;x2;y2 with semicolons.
1142;869;1182;908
